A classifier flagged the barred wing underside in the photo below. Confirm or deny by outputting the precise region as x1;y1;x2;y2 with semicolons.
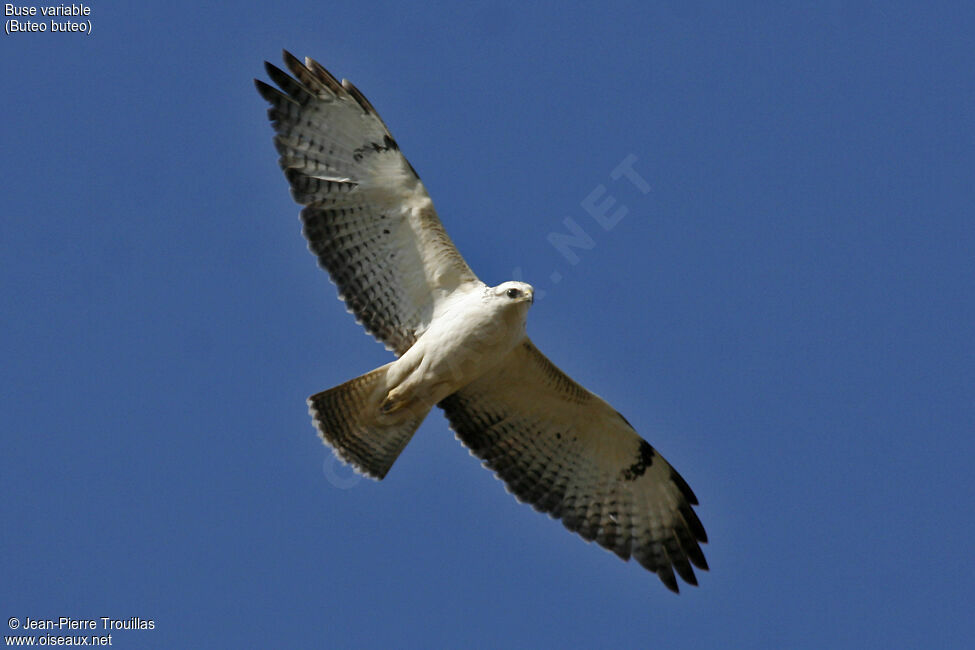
439;340;708;592
256;52;480;354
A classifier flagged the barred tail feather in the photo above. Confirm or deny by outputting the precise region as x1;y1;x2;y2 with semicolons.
308;363;429;479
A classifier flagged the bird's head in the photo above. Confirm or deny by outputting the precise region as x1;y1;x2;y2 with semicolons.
493;281;535;307
489;281;534;331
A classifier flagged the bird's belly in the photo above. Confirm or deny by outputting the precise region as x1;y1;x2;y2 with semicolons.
389;311;523;406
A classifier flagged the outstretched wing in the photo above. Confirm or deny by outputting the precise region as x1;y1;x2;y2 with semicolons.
256;52;480;355
439;340;708;592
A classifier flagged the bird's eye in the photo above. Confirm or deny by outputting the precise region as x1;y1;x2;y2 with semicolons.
506;288;521;299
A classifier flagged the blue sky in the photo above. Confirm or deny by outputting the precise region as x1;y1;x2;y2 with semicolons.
2;1;973;647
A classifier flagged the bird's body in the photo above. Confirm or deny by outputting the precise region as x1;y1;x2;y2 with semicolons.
256;52;709;592
382;282;533;416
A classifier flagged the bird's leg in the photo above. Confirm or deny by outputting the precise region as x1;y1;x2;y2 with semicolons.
380;387;411;414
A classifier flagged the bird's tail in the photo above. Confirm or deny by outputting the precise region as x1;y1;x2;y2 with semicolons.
308;363;430;479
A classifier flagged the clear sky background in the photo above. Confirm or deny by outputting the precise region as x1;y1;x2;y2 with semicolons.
3;2;973;648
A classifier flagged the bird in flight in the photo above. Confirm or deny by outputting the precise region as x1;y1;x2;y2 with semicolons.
255;51;708;592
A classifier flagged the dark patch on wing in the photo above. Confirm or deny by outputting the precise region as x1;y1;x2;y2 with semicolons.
620;439;656;481
438;340;708;594
353;139;393;162
378;134;420;178
256;52;471;353
349;134;418;179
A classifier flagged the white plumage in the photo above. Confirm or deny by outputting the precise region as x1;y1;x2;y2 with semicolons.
256;51;708;592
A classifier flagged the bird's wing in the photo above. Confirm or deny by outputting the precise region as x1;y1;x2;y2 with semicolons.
438;339;708;592
256;52;481;355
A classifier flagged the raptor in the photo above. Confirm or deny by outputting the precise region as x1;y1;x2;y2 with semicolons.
256;52;708;592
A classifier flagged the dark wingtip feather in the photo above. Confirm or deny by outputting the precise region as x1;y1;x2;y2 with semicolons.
263;60;284;81
263;61;312;102
254;78;292;106
670;467;699;506
658;566;680;594
342;79;378;115
671;556;698;586
281;51;329;95
690;548;709;571
281;51;306;78
678;501;708;543
281;48;300;67
304;56;344;94
679;568;698;587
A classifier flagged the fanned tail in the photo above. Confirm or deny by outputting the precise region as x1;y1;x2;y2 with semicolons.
308;363;430;479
